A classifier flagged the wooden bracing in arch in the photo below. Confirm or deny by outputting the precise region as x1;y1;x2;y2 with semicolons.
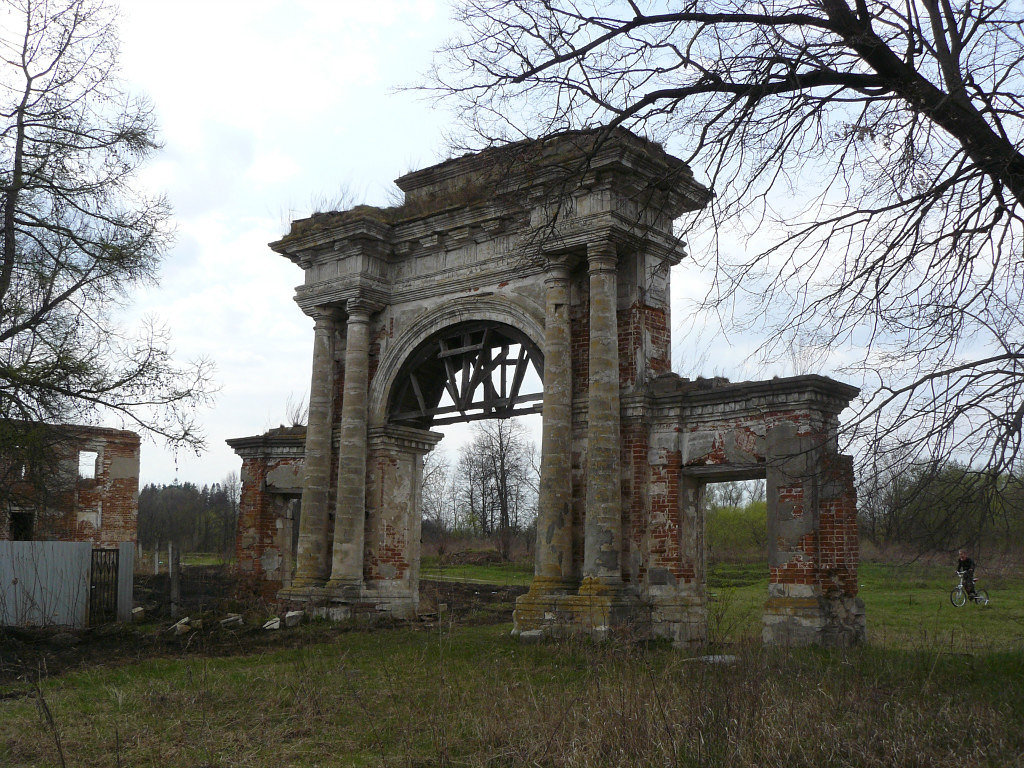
388;321;544;427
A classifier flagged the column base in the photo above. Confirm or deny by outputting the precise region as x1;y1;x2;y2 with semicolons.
278;582;329;602
278;581;418;622
513;578;648;642
526;575;580;596
646;586;707;647
324;578;364;600
762;587;866;647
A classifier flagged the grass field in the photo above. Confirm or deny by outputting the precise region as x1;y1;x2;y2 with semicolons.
421;555;533;586
706;560;1024;652
422;558;1024;651
2;560;1023;767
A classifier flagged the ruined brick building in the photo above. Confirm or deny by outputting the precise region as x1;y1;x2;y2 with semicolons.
230;128;865;646
0;425;140;546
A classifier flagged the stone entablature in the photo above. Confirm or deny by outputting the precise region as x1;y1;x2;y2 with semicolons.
231;127;864;645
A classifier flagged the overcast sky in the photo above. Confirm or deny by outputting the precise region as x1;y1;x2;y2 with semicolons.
110;0;792;486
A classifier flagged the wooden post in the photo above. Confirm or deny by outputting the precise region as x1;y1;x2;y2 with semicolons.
169;542;181;619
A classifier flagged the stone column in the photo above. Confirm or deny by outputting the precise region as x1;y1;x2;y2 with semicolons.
582;241;623;586
327;298;374;592
291;308;336;587
533;258;574;590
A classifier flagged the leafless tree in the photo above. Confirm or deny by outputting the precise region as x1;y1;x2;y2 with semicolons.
421;449;454;535
284;392;308;427
0;0;213;515
451;419;538;558
432;1;1024;492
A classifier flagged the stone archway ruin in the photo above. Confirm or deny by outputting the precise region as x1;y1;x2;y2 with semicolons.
229;128;865;646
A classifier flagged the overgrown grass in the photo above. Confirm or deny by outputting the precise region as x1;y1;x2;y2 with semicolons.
2;622;1022;767
3;561;1022;767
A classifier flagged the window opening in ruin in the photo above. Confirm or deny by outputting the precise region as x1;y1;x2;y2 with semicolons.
10;510;33;540
78;450;99;480
704;479;768;608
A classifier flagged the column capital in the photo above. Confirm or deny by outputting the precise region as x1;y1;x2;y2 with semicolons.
345;297;381;323
309;306;339;328
543;255;573;284
586;240;618;273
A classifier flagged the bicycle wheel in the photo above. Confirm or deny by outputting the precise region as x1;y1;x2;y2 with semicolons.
951;587;967;607
974;589;990;607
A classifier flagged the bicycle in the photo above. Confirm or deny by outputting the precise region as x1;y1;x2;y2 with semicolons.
950;572;990;607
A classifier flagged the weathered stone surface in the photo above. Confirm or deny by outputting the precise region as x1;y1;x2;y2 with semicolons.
227;128;864;647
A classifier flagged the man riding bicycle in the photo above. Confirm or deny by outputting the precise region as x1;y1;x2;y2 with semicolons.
957;549;977;598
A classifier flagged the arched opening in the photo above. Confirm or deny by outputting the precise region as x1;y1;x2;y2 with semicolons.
387;321;544;428
385;320;545;585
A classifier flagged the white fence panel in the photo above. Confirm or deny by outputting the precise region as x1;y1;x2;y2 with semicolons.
0;541;92;628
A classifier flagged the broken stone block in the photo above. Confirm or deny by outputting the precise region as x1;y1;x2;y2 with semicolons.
130;606;145;622
220;613;243;628
262;617;281;630
284;610;303;627
696;654;739;665
517;629;545;643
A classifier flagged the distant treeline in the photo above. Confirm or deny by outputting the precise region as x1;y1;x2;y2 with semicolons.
138;473;239;555
706;461;1024;563
859;460;1024;553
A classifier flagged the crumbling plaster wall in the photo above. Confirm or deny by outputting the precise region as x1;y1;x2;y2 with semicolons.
6;426;141;546
228;428;305;597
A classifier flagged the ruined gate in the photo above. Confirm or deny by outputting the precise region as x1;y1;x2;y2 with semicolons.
230;128;865;646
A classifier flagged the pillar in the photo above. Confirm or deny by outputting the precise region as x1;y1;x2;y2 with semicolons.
533;257;574;590
290;308;336;586
582;241;623;586
762;422;865;646
327;298;374;592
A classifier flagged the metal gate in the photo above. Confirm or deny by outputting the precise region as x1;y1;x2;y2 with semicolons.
89;548;119;625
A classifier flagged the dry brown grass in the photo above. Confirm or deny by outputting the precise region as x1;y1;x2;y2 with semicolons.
2;623;1022;767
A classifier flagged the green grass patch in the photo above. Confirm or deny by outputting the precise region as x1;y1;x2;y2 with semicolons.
705;560;1024;651
2;622;1022;767
180;552;231;567
421;555;533;586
